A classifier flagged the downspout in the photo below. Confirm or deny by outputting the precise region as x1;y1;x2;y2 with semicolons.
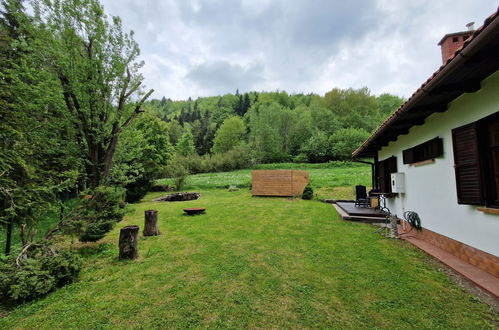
353;158;376;189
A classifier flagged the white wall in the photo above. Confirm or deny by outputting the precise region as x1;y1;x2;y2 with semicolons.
378;71;499;257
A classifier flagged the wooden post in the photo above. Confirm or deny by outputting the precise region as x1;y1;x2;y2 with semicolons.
143;210;160;236
119;225;139;260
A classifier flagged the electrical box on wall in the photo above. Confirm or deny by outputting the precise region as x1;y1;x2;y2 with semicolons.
391;173;405;193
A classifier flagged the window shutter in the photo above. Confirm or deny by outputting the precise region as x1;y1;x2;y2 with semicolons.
452;123;484;205
378;160;386;192
427;137;443;159
403;148;415;164
387;156;398;174
377;156;397;193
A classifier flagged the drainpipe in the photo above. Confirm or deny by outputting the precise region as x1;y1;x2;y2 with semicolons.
353;158;376;189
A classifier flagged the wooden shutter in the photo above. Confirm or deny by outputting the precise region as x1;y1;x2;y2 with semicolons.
378;160;386;192
452;123;484;205
403;148;415;164
377;156;397;193
428;137;443;159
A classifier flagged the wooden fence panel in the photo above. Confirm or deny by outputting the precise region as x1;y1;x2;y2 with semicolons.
251;170;309;196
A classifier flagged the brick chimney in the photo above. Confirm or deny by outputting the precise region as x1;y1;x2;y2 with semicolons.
438;22;475;64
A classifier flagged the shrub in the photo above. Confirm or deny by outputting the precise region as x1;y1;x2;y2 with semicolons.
175;144;255;175
0;248;82;303
164;160;189;191
78;186;125;242
293;153;308;163
302;184;314;200
124;176;152;203
149;184;172;192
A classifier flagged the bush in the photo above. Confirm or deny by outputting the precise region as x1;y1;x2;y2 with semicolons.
78;186;125;242
164;160;189;191
174;144;255;175
0;248;82;303
302;184;314;200
293;153;308;163
124;176;152;203
149;184;172;192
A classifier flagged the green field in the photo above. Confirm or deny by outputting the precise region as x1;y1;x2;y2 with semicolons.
1;188;497;328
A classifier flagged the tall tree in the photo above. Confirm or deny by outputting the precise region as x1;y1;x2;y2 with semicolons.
176;125;196;156
31;0;153;188
1;0;82;251
212;116;246;154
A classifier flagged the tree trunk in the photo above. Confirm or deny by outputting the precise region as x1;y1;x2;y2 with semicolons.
119;225;139;260
143;210;160;236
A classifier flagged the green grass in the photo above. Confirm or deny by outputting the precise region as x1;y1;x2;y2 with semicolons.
1;189;497;328
158;162;371;199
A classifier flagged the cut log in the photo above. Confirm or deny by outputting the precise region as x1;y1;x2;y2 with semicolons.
119;225;139;260
143;210;160;236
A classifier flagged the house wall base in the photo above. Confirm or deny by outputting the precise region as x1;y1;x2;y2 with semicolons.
400;221;499;278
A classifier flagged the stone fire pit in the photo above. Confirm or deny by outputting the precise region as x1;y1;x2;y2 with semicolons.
153;192;200;202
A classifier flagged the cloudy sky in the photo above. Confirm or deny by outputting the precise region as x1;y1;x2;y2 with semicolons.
100;0;496;101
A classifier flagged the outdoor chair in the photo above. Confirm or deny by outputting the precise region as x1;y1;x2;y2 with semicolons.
355;185;370;208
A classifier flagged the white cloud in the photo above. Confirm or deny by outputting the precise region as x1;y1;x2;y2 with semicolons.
100;0;497;100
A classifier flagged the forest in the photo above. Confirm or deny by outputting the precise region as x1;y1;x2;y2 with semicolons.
0;0;402;303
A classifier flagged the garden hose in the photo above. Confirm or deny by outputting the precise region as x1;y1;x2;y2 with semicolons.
403;211;422;231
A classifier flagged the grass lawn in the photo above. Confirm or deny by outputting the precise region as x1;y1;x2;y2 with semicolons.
1;189;497;328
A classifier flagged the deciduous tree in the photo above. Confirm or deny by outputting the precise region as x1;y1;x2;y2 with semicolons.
31;0;154;188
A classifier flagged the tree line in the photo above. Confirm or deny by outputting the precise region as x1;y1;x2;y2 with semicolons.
146;88;403;164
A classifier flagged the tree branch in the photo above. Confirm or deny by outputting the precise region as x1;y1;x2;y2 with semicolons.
119;88;154;131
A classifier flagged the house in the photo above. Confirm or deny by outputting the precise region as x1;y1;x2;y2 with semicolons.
352;9;499;294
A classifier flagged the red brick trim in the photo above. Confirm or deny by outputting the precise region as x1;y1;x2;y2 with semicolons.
399;221;499;278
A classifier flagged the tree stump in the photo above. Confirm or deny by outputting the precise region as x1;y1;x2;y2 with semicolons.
119;225;139;260
143;210;160;236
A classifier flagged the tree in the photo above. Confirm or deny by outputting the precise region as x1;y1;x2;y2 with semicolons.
31;0;154;188
212;116;247;154
176;125;196;156
1;0;82;252
109;113;174;202
330;128;370;160
300;130;333;163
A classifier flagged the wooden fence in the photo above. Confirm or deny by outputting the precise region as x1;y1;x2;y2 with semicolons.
251;170;309;196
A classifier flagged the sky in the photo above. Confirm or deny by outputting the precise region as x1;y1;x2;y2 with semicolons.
99;0;497;101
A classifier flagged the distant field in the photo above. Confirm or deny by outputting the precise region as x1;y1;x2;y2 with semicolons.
157;162;371;200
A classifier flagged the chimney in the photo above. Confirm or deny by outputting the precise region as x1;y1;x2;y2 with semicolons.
437;22;475;64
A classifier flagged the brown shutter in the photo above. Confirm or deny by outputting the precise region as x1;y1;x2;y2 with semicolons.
452;123;484;205
378;160;386;192
427;137;443;159
403;148;415;164
377;156;397;193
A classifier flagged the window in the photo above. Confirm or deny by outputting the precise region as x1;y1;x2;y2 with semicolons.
452;111;499;207
403;137;443;164
452;36;459;42
376;156;397;194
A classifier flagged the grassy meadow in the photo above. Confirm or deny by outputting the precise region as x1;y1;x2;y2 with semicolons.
1;183;498;327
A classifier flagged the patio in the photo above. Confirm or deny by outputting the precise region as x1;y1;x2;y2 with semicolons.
333;201;389;223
